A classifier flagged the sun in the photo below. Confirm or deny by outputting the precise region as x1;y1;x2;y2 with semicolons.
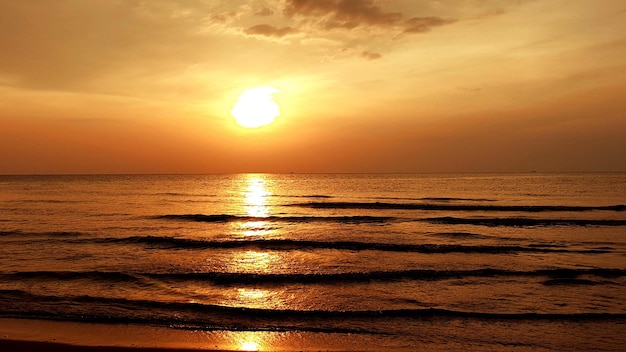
231;87;281;128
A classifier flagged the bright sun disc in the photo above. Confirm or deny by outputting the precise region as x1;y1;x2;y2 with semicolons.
231;87;280;128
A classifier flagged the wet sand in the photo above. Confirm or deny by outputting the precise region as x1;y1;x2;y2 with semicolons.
0;339;221;352
0;318;365;352
4;317;626;351
0;318;251;351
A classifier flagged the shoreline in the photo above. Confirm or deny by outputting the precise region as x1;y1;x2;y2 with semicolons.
0;339;222;352
0;318;231;351
0;318;380;352
4;314;626;351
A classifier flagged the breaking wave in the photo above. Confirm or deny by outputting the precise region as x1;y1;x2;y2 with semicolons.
92;236;615;254
1;289;624;335
425;217;626;227
156;214;395;224
4;268;624;285
289;201;626;212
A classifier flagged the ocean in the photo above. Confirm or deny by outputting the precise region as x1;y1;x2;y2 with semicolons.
1;173;625;351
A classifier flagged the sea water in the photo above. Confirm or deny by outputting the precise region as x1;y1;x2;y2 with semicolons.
1;173;625;351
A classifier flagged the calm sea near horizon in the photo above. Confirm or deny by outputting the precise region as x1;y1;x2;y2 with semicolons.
1;173;625;351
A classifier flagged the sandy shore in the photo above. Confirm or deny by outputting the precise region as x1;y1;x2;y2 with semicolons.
0;318;273;351
0;339;224;352
0;318;368;351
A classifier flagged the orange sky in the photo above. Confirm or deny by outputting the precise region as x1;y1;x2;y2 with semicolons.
1;0;625;174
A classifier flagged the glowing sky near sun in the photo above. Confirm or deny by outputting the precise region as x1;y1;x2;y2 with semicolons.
0;0;625;174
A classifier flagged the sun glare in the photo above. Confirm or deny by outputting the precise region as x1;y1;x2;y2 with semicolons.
231;87;281;128
239;341;259;351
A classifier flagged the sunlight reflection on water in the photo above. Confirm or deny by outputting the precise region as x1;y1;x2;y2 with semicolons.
243;174;270;218
227;250;284;274
232;174;280;237
223;331;265;351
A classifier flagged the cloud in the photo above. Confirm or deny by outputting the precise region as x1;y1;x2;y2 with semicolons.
361;51;382;60
245;24;296;38
403;16;456;33
255;7;274;16
284;0;402;29
278;0;456;60
458;86;482;93
210;11;239;23
283;0;454;33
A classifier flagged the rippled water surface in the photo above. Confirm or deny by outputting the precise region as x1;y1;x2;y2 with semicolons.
1;173;625;351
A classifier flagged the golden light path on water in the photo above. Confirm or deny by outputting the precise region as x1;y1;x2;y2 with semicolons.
239;338;259;351
239;174;274;237
243;174;270;218
222;175;288;351
227;250;283;275
227;330;304;351
213;329;307;351
204;331;271;351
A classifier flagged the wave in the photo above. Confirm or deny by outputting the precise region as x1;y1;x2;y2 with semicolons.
156;214;395;224
290;201;626;212
420;197;495;202
158;193;332;199
0;230;87;238
0;270;142;283
156;192;216;197
1;289;625;330
275;194;333;199
5;199;82;204
96;236;614;254
148;268;626;284
541;278;606;286
425;217;626;227
426;232;491;239
345;196;498;202
158;213;626;227
4;268;624;285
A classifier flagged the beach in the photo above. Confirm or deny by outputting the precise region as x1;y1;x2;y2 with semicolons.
0;318;327;352
3;316;626;352
0;339;215;352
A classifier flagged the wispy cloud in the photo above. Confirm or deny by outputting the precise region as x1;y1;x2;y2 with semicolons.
283;0;454;33
284;0;403;29
255;7;274;17
245;24;296;38
403;16;456;33
361;51;382;60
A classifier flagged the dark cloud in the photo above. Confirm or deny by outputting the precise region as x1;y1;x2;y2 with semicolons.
458;86;482;93
361;51;382;60
245;24;296;38
284;0;402;29
283;0;454;33
211;11;238;23
403;16;456;33
255;7;274;16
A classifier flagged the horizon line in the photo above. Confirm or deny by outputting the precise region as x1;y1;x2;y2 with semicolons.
1;171;625;177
